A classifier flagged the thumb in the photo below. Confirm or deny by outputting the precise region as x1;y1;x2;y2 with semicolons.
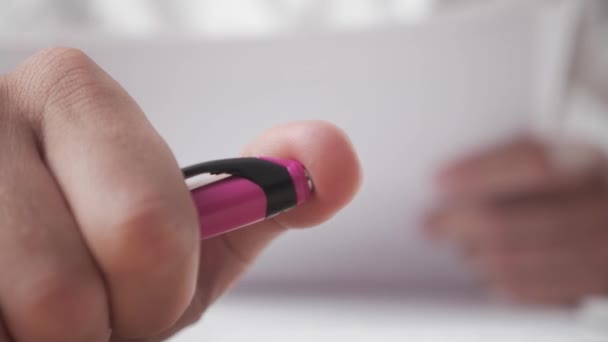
198;120;362;302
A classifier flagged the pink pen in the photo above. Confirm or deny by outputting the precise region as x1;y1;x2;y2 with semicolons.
182;157;314;239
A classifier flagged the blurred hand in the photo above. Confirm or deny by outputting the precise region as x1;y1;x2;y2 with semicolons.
0;47;361;342
426;137;608;305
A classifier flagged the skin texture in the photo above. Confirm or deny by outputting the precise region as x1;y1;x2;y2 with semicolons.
426;136;608;306
0;47;362;342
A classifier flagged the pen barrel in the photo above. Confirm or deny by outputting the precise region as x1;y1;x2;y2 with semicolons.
192;176;268;239
189;157;312;239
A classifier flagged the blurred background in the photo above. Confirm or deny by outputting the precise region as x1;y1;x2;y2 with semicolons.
0;0;546;37
1;1;608;341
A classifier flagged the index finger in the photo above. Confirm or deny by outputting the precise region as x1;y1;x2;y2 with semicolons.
437;137;605;200
8;47;200;338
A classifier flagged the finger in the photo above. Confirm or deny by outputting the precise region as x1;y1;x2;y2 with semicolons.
242;120;363;229
495;276;607;306
484;262;608;306
428;186;608;248
472;242;608;305
8;48;200;338
130;120;363;339
201;120;361;306
0;102;109;340
437;137;605;199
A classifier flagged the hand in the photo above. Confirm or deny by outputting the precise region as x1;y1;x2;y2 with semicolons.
0;47;362;342
426;137;608;305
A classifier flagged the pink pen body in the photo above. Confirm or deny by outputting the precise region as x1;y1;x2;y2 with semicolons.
190;158;312;239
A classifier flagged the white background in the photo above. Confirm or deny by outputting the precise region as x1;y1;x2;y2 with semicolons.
2;1;608;341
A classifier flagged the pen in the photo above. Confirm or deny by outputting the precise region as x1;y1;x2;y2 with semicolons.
182;157;314;239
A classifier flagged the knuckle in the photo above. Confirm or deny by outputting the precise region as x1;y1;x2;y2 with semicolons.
104;199;198;338
30;47;96;80
14;47;105;112
108;197;195;272
39;48;102;108
37;46;93;71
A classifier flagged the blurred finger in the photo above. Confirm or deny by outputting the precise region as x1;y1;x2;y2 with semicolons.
474;243;608;305
428;186;608;249
491;270;608;306
438;137;605;199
